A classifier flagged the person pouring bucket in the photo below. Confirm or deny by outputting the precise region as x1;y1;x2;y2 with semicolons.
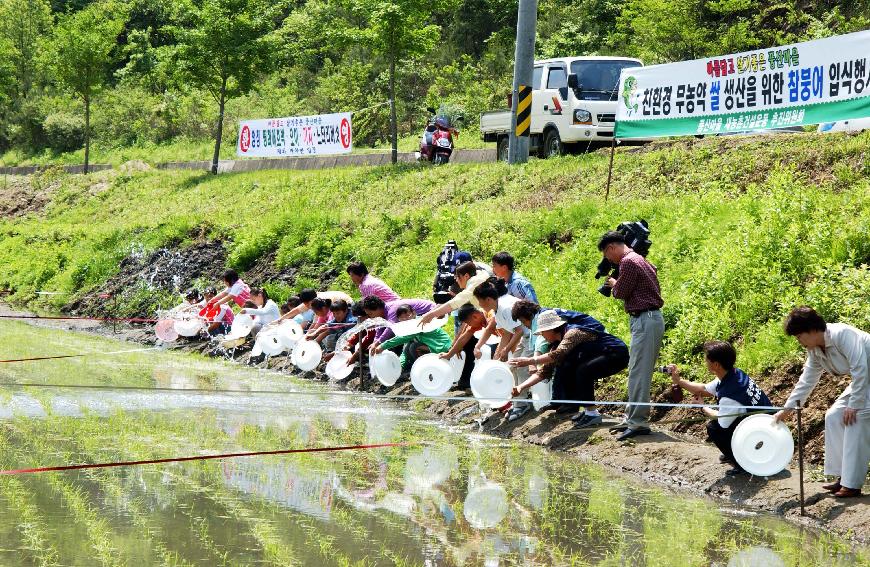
508;309;629;427
774;307;869;498
666;341;773;477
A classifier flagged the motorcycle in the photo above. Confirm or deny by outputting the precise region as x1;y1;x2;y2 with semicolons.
416;107;461;165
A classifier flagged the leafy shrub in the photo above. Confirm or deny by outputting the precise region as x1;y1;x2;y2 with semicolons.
42;112;84;152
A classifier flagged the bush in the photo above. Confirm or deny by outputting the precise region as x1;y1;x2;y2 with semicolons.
42;112;84;152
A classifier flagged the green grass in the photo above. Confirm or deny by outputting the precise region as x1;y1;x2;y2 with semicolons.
2;131;870;387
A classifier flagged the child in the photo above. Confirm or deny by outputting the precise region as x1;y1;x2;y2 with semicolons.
241;287;280;337
276;288;318;327
310;300;357;352
304;297;333;338
327;302;375;366
439;304;489;389
208;269;251;308
373;304;451;372
200;286;234;336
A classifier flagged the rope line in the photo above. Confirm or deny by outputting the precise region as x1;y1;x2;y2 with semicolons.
0;382;789;411
0;441;419;476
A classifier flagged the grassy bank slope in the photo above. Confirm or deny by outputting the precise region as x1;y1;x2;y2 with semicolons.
2;132;870;384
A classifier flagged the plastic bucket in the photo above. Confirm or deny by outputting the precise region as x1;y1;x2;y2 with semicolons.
291;340;323;371
225;314;255;340
410;353;454;396
276;320;304;348
257;330;285;356
473;330;500;345
155;319;178;342
446;352;465;384
731;414;794;477
372;351;402;386
530;380;552;411
326;351;357;380
173;317;203;337
391;316;449;338
470;360;514;408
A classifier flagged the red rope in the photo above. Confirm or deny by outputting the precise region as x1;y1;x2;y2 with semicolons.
0;442;418;475
0;354;89;363
0;315;157;323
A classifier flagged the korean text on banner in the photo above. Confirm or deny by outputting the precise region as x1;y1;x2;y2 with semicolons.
615;31;870;139
237;112;353;157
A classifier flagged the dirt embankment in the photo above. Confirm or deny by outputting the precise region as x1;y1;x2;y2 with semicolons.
0;175;60;218
65;241;338;320
65;241;228;318
3;301;866;547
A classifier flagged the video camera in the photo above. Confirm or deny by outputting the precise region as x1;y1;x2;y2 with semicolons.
595;220;652;297
433;240;460;304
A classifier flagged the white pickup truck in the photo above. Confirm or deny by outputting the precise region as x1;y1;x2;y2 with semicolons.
480;56;644;160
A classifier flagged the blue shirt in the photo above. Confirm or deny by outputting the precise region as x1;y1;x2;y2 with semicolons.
507;271;538;303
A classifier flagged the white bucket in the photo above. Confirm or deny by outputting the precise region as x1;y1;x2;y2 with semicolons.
371;351;402;386
225;313;255;341
276;320;304;348
257;330;285;356
326;351;357;380
470;360;513;408
410;354;454;397
731;414;794;477
173;317;203;337
291;340;323;371
447;352;465;384
390;316;449;337
530;380;552;411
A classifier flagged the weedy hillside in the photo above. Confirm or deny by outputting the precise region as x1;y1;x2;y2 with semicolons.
1;131;869;388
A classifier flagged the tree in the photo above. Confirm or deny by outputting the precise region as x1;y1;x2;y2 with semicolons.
44;1;126;173
172;0;284;175
0;0;51;98
348;0;447;163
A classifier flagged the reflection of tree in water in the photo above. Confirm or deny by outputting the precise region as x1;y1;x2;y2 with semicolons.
220;458;337;521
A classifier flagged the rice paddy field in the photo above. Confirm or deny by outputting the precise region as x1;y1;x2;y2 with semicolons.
0;319;867;566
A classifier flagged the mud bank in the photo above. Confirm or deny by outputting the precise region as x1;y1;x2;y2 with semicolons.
2;303;867;547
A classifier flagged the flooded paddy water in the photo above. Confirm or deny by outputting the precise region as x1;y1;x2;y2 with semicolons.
0;320;867;566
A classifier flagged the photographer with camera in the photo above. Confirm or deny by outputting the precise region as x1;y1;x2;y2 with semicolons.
666;341;772;476
598;230;665;441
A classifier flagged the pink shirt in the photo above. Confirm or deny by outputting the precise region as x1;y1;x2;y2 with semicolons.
358;274;400;302
224;279;250;308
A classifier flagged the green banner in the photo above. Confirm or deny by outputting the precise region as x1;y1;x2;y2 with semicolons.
615;95;870;139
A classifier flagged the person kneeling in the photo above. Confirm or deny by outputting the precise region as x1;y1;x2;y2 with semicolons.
509;310;629;428
667;341;772;477
374;304;451;374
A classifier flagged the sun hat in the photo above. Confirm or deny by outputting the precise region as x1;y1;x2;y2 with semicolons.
534;310;566;334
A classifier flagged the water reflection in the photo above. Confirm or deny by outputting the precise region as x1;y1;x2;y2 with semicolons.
221;459;337;520
0;322;866;566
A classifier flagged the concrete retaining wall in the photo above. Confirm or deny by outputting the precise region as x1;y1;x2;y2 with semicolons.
0;164;113;175
1;149;496;176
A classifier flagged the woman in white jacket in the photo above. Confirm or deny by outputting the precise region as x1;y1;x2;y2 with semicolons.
241;288;280;337
775;307;869;498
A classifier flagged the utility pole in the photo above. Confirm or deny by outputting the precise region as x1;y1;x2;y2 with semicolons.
508;0;538;165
